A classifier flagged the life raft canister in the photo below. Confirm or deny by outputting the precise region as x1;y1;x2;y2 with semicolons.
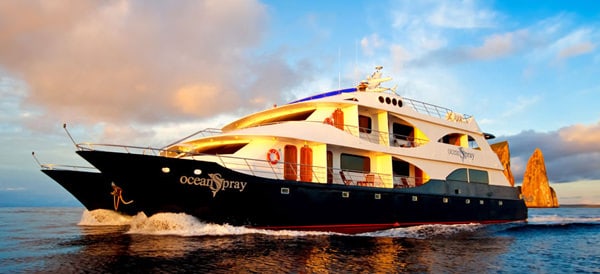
267;148;280;165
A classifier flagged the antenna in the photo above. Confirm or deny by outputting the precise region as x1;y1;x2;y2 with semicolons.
338;47;341;89
63;123;78;149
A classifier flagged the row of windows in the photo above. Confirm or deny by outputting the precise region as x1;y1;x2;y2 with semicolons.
446;168;489;184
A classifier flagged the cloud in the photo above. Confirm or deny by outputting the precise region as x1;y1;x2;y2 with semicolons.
426;0;497;29
361;33;384;56
391;0;497;30
0;1;314;130
468;30;528;60
500;121;600;183
557;41;595;59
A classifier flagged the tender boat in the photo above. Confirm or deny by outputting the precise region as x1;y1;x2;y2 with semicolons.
70;67;526;234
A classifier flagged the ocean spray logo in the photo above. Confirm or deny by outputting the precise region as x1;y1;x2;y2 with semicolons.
179;173;247;197
448;147;475;161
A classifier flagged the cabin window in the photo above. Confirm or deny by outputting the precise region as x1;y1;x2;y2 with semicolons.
446;168;468;182
439;133;464;146
469;169;489;184
193;143;248;155
254;109;316;127
392;122;414;147
446;168;489;184
392;160;409;176
359;115;372;133
340;153;370;173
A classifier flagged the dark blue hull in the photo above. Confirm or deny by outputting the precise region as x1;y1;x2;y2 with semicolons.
42;169;142;215
76;150;528;234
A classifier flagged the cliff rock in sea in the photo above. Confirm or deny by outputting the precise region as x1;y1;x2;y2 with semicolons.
490;141;515;187
521;148;559;208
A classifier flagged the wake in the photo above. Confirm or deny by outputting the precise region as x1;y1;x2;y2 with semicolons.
77;209;546;238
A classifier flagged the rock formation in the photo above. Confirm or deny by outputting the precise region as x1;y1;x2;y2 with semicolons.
490;141;515;187
521;148;559;208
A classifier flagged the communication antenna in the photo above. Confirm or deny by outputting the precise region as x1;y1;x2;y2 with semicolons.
338;47;341;89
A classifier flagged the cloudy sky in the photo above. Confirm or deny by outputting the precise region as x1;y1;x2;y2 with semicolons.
1;0;599;206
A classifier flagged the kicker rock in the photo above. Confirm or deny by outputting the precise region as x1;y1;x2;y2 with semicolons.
521;148;559;208
490;141;515;187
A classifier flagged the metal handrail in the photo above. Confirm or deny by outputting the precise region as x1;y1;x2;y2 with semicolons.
76;143;425;189
40;163;99;172
340;124;428;147
401;96;472;122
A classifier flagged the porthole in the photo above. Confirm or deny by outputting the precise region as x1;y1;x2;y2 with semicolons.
443;197;449;203
281;187;290;195
378;96;385;103
465;199;471;204
398;100;403;107
412;195;418;202
498;201;503;206
161;167;170;173
342;191;350;198
480;200;484;205
374;193;381;200
392;98;397;105
194;169;202;175
385;97;391;104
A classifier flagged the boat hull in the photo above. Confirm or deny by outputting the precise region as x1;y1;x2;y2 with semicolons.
41;169;141;215
77;150;528;234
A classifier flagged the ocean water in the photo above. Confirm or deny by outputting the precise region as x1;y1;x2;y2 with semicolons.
0;207;598;273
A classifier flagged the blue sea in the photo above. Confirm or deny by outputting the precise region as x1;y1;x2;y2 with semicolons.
0;207;598;273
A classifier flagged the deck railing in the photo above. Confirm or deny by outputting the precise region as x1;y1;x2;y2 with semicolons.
76;143;423;188
401;96;472;122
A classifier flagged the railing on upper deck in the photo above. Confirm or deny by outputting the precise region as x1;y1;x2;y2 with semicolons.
76;143;424;189
399;96;472;123
161;128;223;148
339;124;428;148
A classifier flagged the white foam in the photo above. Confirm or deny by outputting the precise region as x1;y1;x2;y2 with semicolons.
78;209;133;226
125;212;332;236
77;210;494;238
361;223;484;239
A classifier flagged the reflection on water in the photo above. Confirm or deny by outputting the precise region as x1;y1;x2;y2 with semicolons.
6;208;599;273
58;223;513;273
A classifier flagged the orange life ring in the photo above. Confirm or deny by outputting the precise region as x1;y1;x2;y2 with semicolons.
267;149;280;165
323;117;334;125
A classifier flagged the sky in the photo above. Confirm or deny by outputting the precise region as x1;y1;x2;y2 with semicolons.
0;0;599;206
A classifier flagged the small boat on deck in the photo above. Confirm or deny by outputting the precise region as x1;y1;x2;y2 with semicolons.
58;67;528;233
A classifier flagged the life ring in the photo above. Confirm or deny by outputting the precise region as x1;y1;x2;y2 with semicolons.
323;117;334;125
267;149;280;165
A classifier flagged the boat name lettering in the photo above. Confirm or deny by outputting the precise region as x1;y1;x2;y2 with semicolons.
179;173;247;197
448;147;474;161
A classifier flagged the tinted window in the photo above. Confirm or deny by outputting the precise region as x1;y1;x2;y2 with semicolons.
469;169;489;184
446;168;468;182
341;153;370;172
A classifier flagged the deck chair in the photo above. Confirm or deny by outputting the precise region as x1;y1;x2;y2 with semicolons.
339;171;352;186
401;177;410;188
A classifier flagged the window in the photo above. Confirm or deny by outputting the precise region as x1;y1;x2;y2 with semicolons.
446;168;468;182
469;169;489;184
359;115;372;133
193;143;248;155
446;168;489;184
341;153;370;172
